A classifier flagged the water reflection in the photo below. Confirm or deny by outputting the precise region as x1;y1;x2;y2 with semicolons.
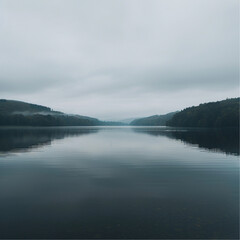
0;127;98;153
0;126;238;155
132;127;239;155
0;126;238;239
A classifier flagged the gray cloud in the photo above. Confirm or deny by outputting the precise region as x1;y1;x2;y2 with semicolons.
0;0;238;119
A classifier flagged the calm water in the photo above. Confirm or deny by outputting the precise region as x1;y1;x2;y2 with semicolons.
0;126;239;239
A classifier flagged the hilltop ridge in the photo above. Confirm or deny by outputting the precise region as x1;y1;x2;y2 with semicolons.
0;99;100;126
130;112;178;126
0;98;238;127
167;98;239;128
0;99;52;114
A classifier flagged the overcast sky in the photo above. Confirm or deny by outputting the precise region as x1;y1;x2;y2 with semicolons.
0;0;239;120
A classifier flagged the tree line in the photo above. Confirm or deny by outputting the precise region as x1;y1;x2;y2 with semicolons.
166;98;239;128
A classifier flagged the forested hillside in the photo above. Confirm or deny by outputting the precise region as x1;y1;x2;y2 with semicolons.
166;98;239;128
0;99;52;114
130;112;177;126
0;99;100;126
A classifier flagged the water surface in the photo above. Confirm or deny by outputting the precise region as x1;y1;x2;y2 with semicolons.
0;126;239;239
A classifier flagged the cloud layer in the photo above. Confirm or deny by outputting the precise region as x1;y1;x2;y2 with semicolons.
0;0;238;119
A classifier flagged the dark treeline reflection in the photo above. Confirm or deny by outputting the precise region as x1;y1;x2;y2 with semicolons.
0;127;98;153
132;127;239;155
0;127;238;239
0;127;239;156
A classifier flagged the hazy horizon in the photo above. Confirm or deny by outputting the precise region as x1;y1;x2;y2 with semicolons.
0;0;239;120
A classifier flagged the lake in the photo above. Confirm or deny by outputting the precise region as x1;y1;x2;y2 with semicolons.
0;126;239;239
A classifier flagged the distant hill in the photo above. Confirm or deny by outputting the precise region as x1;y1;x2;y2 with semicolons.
166;98;239;128
0;99;52;114
118;118;136;124
0;99;101;126
130;112;177;126
1;98;239;127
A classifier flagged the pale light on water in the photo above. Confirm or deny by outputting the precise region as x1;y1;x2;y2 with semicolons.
0;127;239;239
